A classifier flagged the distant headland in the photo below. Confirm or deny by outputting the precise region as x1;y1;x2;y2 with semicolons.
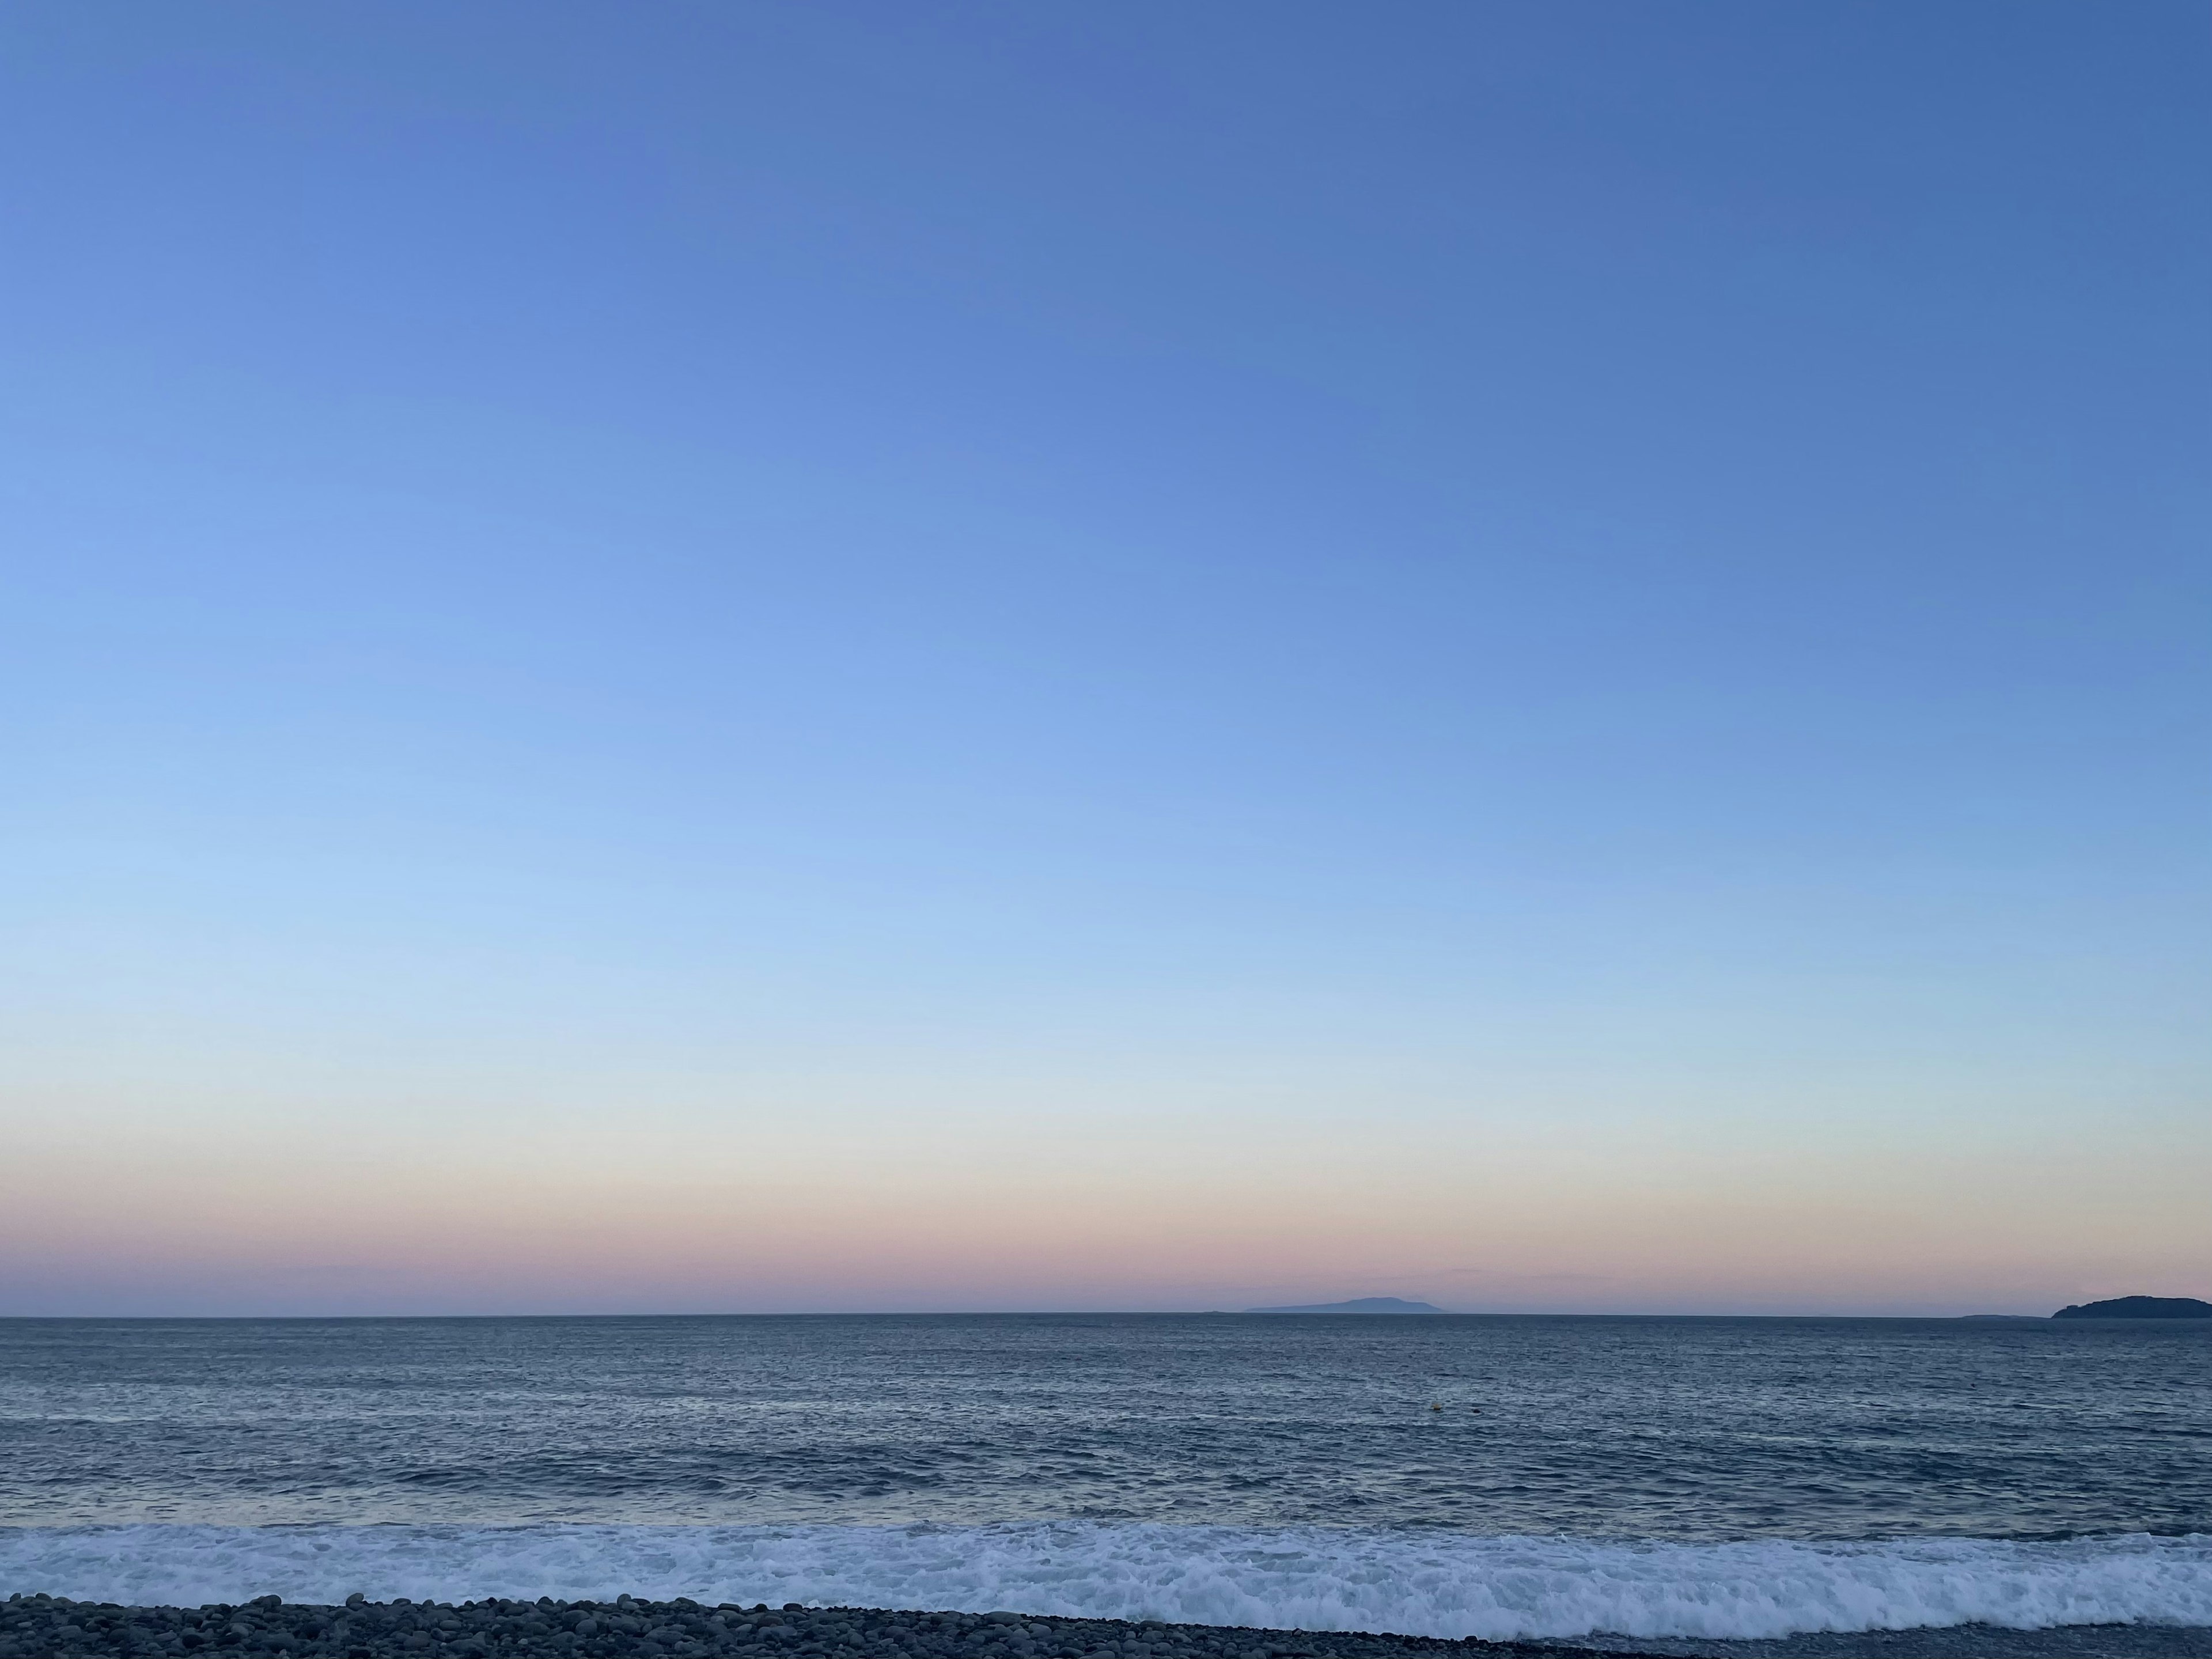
2052;1296;2212;1319
1244;1297;1445;1315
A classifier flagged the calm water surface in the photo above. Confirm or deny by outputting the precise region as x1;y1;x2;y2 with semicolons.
3;1314;2205;1541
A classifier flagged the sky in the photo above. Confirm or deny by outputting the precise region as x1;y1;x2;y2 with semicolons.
2;2;2206;1317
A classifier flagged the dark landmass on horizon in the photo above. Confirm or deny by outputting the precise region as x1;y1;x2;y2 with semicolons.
1245;1297;1445;1315
2053;1295;2212;1319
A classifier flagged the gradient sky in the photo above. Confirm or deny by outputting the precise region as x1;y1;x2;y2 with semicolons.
3;2;2207;1317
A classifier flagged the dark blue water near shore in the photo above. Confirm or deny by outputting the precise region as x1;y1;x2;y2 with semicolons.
2;1315;2207;1646
2;1313;2205;1539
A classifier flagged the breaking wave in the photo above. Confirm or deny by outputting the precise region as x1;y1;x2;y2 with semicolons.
2;1523;2208;1642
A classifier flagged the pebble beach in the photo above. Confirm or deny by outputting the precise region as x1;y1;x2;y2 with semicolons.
0;1596;1604;1659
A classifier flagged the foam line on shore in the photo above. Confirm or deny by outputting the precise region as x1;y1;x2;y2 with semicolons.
1;1524;2207;1643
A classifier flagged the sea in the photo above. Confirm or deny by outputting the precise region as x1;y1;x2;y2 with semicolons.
2;1315;2208;1656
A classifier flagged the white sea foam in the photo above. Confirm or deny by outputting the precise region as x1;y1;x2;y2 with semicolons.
1;1524;2207;1642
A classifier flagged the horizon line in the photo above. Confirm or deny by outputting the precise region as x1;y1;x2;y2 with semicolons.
0;1307;2077;1321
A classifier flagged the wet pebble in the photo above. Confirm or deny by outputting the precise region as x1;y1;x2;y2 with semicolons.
0;1592;1612;1659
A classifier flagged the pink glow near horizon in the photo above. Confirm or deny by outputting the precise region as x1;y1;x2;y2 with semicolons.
5;1097;2200;1316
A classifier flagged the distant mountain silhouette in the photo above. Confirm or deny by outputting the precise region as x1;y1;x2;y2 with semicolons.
2052;1296;2212;1319
1245;1297;1445;1315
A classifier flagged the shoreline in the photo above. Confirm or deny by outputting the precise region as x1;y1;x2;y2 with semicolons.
6;1597;2212;1659
0;1594;1611;1658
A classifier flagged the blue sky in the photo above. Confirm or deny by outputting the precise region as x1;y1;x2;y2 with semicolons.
3;3;2206;1315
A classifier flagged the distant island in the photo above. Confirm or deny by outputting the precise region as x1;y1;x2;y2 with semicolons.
1244;1297;1445;1315
2053;1296;2212;1320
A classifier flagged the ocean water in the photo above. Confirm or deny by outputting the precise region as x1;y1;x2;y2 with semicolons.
1;1315;2207;1648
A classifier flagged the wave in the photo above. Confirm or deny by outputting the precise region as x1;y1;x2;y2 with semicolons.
1;1524;2208;1642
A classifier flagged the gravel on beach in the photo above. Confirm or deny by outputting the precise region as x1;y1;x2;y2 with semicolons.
0;1594;1618;1659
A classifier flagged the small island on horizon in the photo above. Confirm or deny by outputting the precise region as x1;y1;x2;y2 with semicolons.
1244;1297;1445;1315
2052;1295;2212;1319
